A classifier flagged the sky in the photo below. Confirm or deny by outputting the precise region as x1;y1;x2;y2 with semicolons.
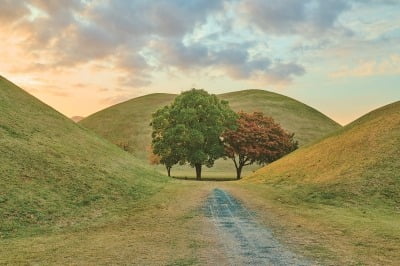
0;0;399;125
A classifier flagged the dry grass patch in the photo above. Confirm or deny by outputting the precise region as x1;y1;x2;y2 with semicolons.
223;183;400;266
0;181;228;265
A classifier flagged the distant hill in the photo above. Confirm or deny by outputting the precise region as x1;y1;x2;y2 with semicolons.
246;101;400;206
81;93;176;157
220;90;341;146
71;116;84;122
80;90;341;177
0;76;168;238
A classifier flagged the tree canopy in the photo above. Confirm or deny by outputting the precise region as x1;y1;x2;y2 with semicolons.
151;89;237;179
222;111;298;179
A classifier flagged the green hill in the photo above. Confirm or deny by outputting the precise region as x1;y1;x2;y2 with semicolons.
239;101;400;264
247;101;400;206
80;90;341;177
220;90;341;146
81;93;176;157
0;76;168;238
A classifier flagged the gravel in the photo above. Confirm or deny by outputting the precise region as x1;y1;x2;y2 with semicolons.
203;188;312;266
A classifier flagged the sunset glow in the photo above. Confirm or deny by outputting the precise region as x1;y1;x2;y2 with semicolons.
1;0;399;124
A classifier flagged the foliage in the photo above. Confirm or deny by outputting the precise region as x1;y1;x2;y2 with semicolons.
150;106;183;177
222;111;298;179
80;90;341;178
151;89;237;179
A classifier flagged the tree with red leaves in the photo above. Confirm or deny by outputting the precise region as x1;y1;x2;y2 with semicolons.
222;112;298;179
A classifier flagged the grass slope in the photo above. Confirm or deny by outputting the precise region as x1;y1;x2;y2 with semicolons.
247;100;400;206
80;90;341;177
220;90;340;146
81;93;176;157
239;101;400;264
0;76;168;238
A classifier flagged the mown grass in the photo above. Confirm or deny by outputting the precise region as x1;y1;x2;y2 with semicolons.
80;89;341;177
0;76;169;239
247;100;400;207
0;181;226;265
227;183;400;265
220;90;341;146
80;93;176;158
2;74;398;265
237;100;400;265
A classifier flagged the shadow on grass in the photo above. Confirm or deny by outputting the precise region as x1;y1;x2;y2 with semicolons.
172;176;238;182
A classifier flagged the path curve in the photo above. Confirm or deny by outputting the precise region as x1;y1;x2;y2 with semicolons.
204;188;312;266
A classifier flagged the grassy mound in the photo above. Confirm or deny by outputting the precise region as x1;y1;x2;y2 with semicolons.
80;93;176;157
0;76;168;238
247;101;400;207
220;90;341;146
80;90;341;177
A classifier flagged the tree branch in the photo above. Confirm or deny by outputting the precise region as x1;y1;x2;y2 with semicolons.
231;155;238;170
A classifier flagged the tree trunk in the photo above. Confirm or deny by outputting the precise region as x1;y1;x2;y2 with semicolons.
195;163;202;180
236;165;243;180
166;166;171;177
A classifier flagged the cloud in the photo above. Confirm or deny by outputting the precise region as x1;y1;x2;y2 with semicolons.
154;40;210;69
89;0;224;38
155;39;304;83
292;39;332;53
1;0;308;87
1;0;229;88
0;0;29;24
352;0;399;5
212;48;273;80
240;0;350;36
19;0;84;48
266;63;306;82
1;0;397;99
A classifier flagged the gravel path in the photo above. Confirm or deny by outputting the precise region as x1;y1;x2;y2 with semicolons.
204;188;312;266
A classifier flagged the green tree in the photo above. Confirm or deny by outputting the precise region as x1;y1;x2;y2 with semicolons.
150;106;181;177
151;89;237;179
222;112;298;179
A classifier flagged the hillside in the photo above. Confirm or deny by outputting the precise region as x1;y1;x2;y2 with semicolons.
220;90;340;146
247;101;400;206
81;93;176;157
0;76;168;238
80;90;341;177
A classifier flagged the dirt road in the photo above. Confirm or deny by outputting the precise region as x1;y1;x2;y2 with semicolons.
204;188;311;265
